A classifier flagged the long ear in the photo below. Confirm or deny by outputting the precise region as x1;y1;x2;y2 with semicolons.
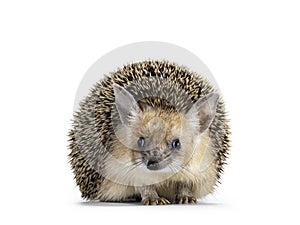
113;84;141;125
186;93;219;133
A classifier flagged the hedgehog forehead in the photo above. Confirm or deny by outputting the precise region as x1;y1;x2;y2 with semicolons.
132;109;184;138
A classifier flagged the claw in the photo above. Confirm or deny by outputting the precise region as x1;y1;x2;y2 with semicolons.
162;198;170;204
178;197;183;204
183;196;189;204
190;197;197;204
142;199;150;205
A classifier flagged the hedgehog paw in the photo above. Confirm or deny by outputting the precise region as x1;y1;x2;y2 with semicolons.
141;197;170;205
174;195;197;204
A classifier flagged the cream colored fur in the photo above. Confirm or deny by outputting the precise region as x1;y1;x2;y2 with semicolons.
96;126;217;202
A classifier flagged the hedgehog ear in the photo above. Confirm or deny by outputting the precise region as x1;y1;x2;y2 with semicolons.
113;84;141;125
186;93;219;133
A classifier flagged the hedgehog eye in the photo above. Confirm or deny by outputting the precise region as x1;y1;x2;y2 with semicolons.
171;139;181;149
137;137;145;148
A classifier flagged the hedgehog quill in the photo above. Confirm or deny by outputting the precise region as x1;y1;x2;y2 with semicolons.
68;60;230;205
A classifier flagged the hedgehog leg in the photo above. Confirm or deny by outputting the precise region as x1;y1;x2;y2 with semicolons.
137;186;170;205
174;182;197;204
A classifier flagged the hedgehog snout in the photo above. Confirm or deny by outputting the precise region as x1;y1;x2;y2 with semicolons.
141;149;171;171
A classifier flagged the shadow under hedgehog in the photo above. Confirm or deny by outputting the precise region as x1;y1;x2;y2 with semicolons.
68;60;230;205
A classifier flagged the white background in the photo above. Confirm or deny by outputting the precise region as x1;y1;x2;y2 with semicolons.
0;1;299;224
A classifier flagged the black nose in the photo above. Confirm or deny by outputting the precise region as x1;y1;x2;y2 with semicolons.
147;159;158;166
146;159;159;170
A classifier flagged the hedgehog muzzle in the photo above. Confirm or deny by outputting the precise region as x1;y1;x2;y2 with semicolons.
141;148;171;171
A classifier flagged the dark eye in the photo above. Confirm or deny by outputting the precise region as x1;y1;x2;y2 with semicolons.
137;137;145;148
171;139;181;149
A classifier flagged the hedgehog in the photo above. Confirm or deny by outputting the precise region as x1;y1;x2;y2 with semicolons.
68;60;230;205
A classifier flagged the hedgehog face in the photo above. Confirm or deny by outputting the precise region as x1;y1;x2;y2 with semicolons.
129;110;196;171
113;84;219;174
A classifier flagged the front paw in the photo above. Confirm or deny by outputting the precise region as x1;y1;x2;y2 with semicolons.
141;197;170;205
174;195;197;204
